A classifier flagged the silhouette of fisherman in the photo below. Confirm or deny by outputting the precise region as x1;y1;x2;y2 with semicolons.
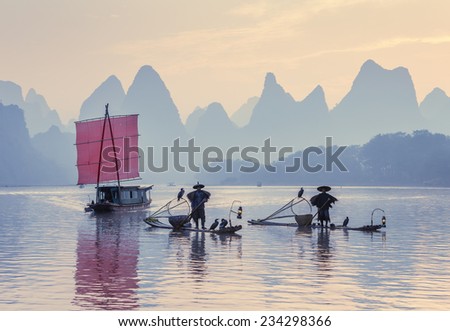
187;182;211;230
310;186;338;227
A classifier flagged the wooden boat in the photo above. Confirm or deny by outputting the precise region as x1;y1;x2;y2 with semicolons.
89;185;152;212
75;104;152;212
144;217;242;234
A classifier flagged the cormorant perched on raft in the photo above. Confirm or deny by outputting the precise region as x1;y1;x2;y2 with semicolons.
343;217;349;227
219;219;228;229
177;188;185;201
209;219;219;230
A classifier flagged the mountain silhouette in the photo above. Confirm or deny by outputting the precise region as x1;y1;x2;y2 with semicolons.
3;59;450;186
420;87;450;134
244;73;331;149
246;73;297;128
120;65;189;182
32;125;76;183
79;75;125;120
244;73;299;148
0;103;68;185
185;106;204;136
191;102;239;150
24;88;63;135
331;59;422;144
121;65;186;148
0;81;24;107
0;81;62;136
293;85;330;147
230;96;259;127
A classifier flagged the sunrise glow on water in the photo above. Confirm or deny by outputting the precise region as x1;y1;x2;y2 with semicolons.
1;185;449;310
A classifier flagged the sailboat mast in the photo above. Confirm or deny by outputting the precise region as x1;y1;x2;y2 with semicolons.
106;105;122;199
96;104;109;202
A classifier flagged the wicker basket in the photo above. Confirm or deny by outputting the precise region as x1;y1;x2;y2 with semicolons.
295;214;313;226
168;215;189;228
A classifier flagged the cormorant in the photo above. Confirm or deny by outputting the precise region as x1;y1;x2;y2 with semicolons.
298;187;304;198
219;219;228;229
210;219;219;230
343;216;349;227
177;188;185;201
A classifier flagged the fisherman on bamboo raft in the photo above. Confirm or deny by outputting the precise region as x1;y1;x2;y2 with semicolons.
187;182;211;230
310;185;338;228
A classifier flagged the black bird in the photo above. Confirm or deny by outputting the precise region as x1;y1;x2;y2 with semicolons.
209;219;219;230
177;188;185;201
343;217;349;227
298;187;304;198
219;219;228;229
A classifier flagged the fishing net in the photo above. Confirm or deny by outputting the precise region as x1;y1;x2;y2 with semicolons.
290;197;313;216
148;198;190;219
258;197;312;222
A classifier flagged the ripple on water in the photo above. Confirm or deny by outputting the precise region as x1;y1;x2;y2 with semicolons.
2;186;450;310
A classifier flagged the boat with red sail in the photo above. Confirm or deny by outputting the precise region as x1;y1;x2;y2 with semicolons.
75;104;152;212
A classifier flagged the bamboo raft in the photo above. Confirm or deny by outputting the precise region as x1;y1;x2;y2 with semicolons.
248;219;385;231
144;216;242;234
143;199;243;235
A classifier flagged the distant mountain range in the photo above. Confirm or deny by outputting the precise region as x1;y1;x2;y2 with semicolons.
0;81;64;136
1;59;450;186
330;60;423;144
188;59;450;148
0;104;70;185
199;130;450;187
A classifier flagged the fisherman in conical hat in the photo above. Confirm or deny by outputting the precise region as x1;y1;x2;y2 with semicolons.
186;182;211;230
310;186;338;228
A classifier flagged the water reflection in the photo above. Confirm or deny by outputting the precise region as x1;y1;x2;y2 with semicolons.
296;227;334;265
313;228;333;275
73;212;143;310
190;232;208;279
168;231;190;270
166;230;243;282
3;186;450;310
296;226;313;237
210;232;243;257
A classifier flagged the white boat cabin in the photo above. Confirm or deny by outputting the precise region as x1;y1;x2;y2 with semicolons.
96;185;151;205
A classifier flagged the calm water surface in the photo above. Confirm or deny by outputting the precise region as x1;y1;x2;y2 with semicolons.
1;185;449;310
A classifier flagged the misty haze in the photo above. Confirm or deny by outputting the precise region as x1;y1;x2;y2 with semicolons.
3;1;450;320
1;60;450;186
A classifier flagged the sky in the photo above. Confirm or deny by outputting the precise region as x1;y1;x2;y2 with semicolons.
1;0;450;123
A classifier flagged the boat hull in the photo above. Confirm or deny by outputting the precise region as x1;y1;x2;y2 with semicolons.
90;201;151;213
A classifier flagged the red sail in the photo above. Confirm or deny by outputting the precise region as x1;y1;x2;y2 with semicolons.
75;114;140;185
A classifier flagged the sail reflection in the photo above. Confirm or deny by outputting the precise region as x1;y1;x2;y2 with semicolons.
73;213;142;310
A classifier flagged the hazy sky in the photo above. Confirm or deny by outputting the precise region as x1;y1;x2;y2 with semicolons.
1;0;450;123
